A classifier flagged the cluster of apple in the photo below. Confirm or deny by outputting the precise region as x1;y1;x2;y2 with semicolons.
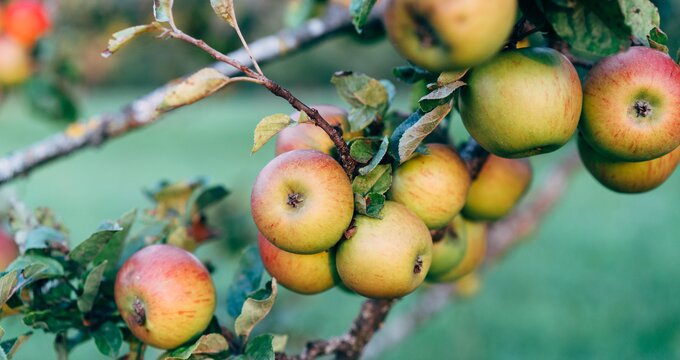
383;0;679;193
0;0;50;87
251;105;532;299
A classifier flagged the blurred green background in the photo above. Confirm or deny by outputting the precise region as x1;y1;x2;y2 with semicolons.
1;0;680;359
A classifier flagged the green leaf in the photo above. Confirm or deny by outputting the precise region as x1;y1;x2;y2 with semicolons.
95;210;137;277
91;322;123;359
23;310;76;332
271;334;288;353
227;246;264;318
24;226;65;251
647;27;669;53
620;0;660;46
211;0;237;28
7;254;64;283
392;103;452;163
0;272;18;308
23;74;79;122
235;279;278;341
392;65;437;84
354;193;385;219
158;68;232;112
77;261;108;313
69;224;122;266
244;334;274;359
358;136;389;176
102;24;159;58
419;81;465;112
252;114;294;154
350;138;379;164
0;332;31;359
331;72;390;132
153;0;176;30
350;0;378;33
352;164;392;196
163;334;229;359
194;186;230;212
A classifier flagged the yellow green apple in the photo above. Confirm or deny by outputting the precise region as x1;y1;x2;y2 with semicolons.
275;105;359;155
114;244;216;349
0;36;31;86
426;216;467;280
459;47;582;158
251;149;354;254
258;233;338;295
430;218;487;282
578;137;679;193
336;201;432;299
384;0;517;72
389;143;470;229
462;155;532;221
580;46;680;161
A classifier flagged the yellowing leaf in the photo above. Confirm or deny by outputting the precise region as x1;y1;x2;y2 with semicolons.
211;0;237;28
251;114;293;154
153;0;176;30
235;279;278;341
398;103;452;162
158;68;231;111
437;69;468;86
102;24;158;58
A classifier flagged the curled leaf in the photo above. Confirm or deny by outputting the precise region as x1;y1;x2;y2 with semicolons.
210;0;237;28
234;279;278;341
397;103;452;163
158;68;231;111
252;114;293;154
102;24;158;58
153;0;176;30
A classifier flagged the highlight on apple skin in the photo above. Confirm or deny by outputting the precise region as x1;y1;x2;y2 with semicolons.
462;155;533;221
251;149;354;254
336;201;432;299
384;0;517;72
389;143;471;230
114;244;216;350
258;233;338;295
580;46;680;162
578;137;680;194
459;47;582;158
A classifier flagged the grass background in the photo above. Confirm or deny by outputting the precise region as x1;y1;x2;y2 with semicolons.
0;87;679;359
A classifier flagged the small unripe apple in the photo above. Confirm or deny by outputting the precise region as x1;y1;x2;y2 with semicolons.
115;245;216;350
580;46;680;161
426;216;467;280
336;201;432;299
430;218;487;282
578;137;679;194
389;144;471;229
384;0;517;72
462;155;532;221
0;36;31;86
258;233;338;295
251;149;354;254
3;0;50;47
275;105;359;155
0;230;19;271
459;47;582;158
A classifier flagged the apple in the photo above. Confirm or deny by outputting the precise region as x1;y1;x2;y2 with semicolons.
454;272;481;298
429;217;487;282
115;244;216;349
580;46;680;162
426;216;467;280
459;47;582;158
3;0;50;47
0;230;19;271
0;36;31;86
335;201;432;299
275;105;359;155
462;155;532;221
258;233;338;295
389;143;471;229
578;137;680;194
384;0;517;72
251;149;354;254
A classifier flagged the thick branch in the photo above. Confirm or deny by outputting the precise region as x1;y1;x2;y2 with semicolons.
0;5;367;185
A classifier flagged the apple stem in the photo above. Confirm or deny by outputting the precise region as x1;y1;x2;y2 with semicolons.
132;298;146;326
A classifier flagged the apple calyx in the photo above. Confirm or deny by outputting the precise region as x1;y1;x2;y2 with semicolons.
413;256;424;274
412;12;438;48
286;193;304;208
132;297;146;326
633;100;652;118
